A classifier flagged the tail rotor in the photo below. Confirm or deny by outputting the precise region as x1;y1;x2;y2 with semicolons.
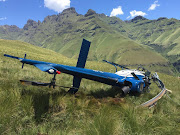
22;53;26;69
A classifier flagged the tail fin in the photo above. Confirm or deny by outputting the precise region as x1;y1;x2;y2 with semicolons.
68;39;91;94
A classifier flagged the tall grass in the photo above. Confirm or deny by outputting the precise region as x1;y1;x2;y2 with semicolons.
0;39;180;134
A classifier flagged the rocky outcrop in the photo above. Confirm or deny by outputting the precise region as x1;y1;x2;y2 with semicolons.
85;9;97;17
130;16;148;23
23;19;38;30
157;17;167;21
61;7;78;15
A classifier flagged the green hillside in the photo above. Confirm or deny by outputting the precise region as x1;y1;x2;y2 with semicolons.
101;16;180;72
126;17;180;73
1;39;180;135
102;16;180;56
0;8;179;73
127;17;180;55
16;8;168;66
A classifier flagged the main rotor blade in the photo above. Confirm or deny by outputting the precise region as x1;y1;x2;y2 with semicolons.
141;73;167;107
20;80;50;86
20;80;78;89
102;60;128;70
55;85;78;89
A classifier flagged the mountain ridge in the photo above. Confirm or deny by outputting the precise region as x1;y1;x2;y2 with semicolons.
0;7;179;74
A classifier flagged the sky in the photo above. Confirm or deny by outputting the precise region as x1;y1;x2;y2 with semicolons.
0;0;180;28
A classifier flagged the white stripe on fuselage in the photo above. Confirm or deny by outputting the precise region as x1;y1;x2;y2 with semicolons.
115;69;145;77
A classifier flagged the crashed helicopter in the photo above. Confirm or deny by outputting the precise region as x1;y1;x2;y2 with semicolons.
4;39;169;107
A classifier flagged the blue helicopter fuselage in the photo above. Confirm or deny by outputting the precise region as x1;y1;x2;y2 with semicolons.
4;39;146;93
18;58;145;92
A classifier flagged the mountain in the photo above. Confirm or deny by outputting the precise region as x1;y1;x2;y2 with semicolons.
104;16;180;57
0;25;21;39
101;15;180;72
126;16;180;57
127;16;180;73
0;8;179;74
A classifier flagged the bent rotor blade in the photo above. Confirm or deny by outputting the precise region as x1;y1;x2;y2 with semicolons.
141;88;167;107
141;73;167;107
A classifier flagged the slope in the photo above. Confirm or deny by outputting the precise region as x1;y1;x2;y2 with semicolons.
0;39;180;135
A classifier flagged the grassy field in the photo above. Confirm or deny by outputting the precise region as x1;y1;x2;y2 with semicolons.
0;39;180;135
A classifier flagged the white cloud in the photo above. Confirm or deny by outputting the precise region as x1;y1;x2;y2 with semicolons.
127;10;147;19
110;6;124;17
44;0;71;13
0;17;7;21
0;0;6;1
148;1;160;11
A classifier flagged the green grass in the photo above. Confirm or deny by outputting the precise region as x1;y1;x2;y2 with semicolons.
0;39;180;134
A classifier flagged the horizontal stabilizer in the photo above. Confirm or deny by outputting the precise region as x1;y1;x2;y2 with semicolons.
34;64;57;74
